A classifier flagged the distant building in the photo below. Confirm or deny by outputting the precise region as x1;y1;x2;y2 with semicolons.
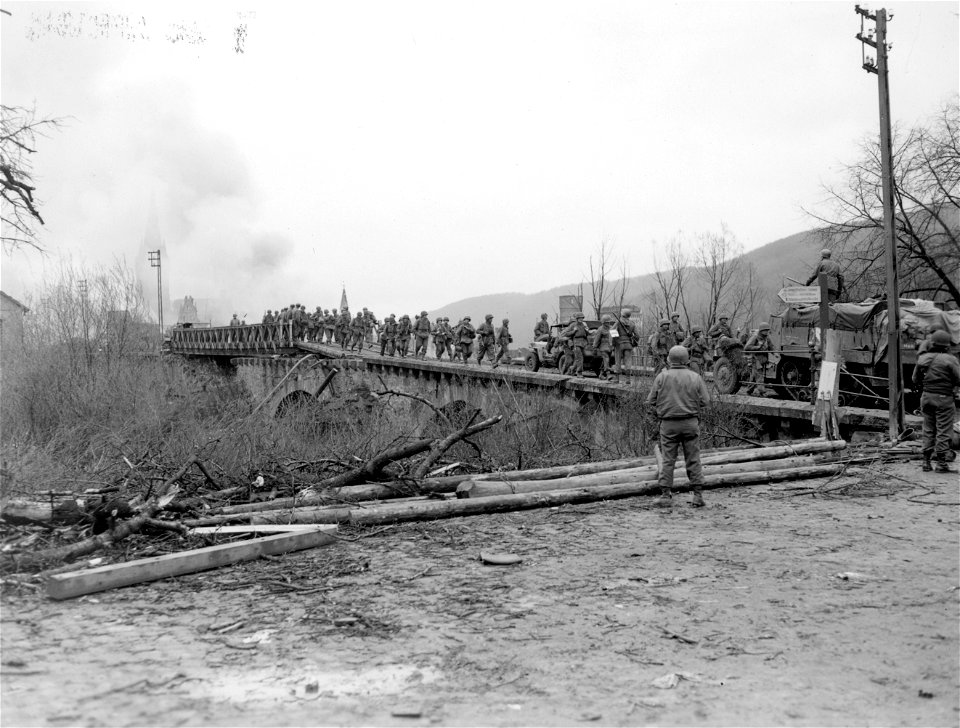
0;290;29;356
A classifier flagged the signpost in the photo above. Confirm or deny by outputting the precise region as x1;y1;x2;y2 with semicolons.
777;286;821;305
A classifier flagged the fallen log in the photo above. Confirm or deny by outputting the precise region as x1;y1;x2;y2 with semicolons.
456;449;846;498
250;462;847;527
46;525;338;600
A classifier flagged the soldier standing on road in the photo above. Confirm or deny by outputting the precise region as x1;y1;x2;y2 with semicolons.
593;315;616;380
493;318;513;368
682;325;708;375
534;313;551;342
646;345;710;509
707;315;732;347
414;311;432;359
669;312;685;346
912;330;960;473
805;248;844;302
380;314;398;356
457;316;476;364
743;322;773;395
475;314;496;366
614;310;639;384
651;319;674;375
560;313;590;377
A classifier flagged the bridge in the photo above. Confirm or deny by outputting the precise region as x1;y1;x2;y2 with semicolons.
167;323;911;434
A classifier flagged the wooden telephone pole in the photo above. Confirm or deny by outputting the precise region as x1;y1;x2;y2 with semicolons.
856;5;903;440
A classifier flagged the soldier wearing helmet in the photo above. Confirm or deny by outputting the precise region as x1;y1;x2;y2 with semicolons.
379;314;398;356
349;310;365;352
395;314;412;357
560;312;590;376
682;325;708;375
805;248;844;302
433;316;453;360
743;322;774;396
613;309;640;384
707;314;733;347
912;329;959;473
493;318;513;368
475;314;496;366
262;310;274;325
669;312;685;347
646;344;711;509
455;315;476;364
593;315;617;380
649;319;675;375
412;310;431;359
534;313;551;343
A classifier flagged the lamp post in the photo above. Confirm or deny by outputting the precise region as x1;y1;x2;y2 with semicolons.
147;249;163;343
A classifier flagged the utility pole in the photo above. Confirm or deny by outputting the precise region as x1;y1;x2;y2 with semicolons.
147;249;164;343
77;279;91;368
856;4;903;440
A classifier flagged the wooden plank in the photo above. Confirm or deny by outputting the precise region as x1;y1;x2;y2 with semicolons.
46;526;338;600
189;524;336;535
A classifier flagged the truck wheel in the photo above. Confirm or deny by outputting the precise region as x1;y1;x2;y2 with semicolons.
775;359;810;400
525;352;540;372
557;353;569;374
713;356;740;394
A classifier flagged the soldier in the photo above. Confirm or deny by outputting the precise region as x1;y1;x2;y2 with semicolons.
805;248;844;302
324;309;336;344
440;318;455;359
493;318;513;368
912;330;959;472
362;308;376;345
476;314;496;365
337;308;351;349
456;315;476;363
262;310;274;324
614;310;639;384
310;306;323;342
230;313;240;327
650;319;674;375
349;311;365;351
380;314;398;356
414;310;432;359
534;313;551;342
707;315;732;347
560;313;590;377
646;345;710;509
669;312;685;346
682;325;708;375
743;322;774;395
593;315;616;380
396;314;412;357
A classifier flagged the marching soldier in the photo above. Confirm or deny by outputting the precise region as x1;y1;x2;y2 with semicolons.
349;311;365;351
743;322;773;395
560;313;590;377
707;314;732;347
456;315;477;363
262;310;274;324
475;314;496;365
380;314;398;356
669;312;685;346
414;310;432;359
493;318;513;368
681;325;708;375
324;309;336;344
396;314;412;357
230;313;241;327
337;308;351;349
534;313;551;342
650;319;674;375
440;318;455;359
805;248;844;302
614;310;639;384
593;315;616;380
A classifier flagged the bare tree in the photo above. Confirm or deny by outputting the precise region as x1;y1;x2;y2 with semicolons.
651;236;690;324
808;98;960;305
1;105;61;251
584;238;629;318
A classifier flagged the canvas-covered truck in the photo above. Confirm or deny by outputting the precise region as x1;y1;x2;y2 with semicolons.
712;298;960;406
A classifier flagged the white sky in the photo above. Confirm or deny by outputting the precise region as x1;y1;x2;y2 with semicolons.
2;0;957;320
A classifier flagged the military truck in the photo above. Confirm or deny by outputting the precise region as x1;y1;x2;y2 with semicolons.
712;298;960;406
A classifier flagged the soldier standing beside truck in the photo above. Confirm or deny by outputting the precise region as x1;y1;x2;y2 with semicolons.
614;310;639;384
560;313;590;377
912;330;960;473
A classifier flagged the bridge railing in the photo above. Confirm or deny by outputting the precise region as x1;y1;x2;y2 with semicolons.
169;322;296;353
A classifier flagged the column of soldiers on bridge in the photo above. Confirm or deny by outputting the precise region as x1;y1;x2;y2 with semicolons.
258;305;514;367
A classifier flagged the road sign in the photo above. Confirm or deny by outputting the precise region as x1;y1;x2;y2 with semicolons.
778;286;820;305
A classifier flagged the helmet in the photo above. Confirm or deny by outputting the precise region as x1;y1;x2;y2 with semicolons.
821;249;832;258
759;322;771;332
485;314;493;320
931;330;951;348
660;319;670;327
421;310;428;316
719;314;729;320
667;345;689;365
692;324;703;334
621;310;632;317
541;313;548;319
602;314;615;324
464;315;471;321
502;318;509;324
575;312;585;319
670;311;680;319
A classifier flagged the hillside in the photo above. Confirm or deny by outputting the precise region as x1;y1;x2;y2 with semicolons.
429;227;828;339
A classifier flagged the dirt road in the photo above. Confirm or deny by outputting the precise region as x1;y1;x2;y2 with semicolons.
2;462;958;726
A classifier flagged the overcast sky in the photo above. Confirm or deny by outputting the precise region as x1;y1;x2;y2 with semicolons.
2;0;957;321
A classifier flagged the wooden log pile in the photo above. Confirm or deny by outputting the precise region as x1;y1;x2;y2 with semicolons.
1;430;852;600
